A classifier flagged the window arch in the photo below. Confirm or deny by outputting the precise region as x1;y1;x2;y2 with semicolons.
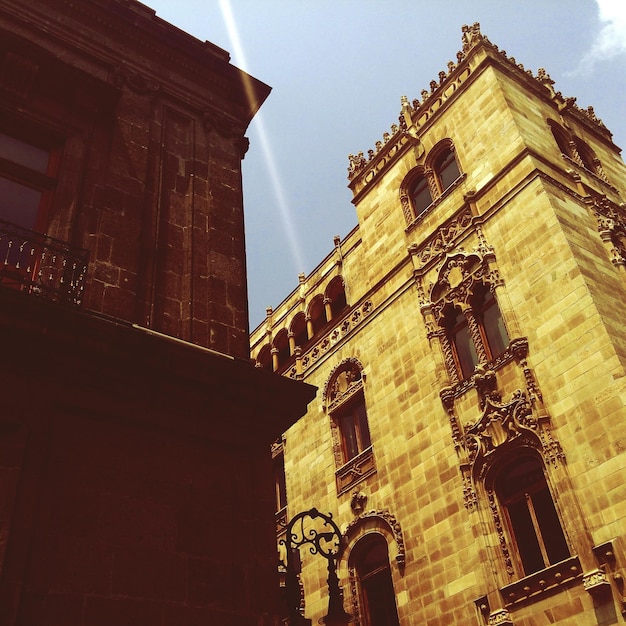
490;454;570;578
324;358;376;494
290;312;308;351
325;276;348;320
408;172;433;219
442;304;478;380
572;136;600;174
349;534;400;626
470;282;509;361
307;295;326;337
256;344;272;370
431;142;461;192
548;121;573;158
400;139;462;223
430;252;510;382
273;329;290;369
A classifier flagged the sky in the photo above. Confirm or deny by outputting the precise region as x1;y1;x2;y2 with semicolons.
146;0;626;330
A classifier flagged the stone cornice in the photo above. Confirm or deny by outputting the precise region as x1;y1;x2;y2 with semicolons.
0;0;270;127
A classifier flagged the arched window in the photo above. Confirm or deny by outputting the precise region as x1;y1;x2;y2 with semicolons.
325;276;348;320
351;534;400;626
273;329;290;368
290;312;308;351
409;174;432;218
430;254;510;382
494;456;570;577
549;123;573;158
256;344;272;370
443;304;478;380
336;391;371;463
572;137;600;174
433;145;461;192
471;283;509;361
325;359;376;494
308;295;326;337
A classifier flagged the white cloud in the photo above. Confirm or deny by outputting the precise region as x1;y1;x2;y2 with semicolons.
574;0;626;74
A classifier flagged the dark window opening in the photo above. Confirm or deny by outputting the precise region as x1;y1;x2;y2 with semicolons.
472;284;509;361
409;175;432;217
434;147;461;191
497;457;570;577
352;534;400;626
444;305;478;379
308;297;326;336
337;397;371;463
573;137;599;173
273;452;287;512
291;313;308;350
274;331;290;367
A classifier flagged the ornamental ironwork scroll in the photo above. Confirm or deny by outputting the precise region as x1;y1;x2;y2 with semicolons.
281;508;352;626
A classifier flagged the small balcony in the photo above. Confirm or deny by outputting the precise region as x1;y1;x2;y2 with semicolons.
0;219;89;306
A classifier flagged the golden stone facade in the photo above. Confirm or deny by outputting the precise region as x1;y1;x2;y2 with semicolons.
251;24;626;626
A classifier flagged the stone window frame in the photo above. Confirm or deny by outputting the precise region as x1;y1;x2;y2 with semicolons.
341;511;406;626
429;251;510;384
399;138;463;224
547;118;608;182
485;449;572;582
322;358;376;495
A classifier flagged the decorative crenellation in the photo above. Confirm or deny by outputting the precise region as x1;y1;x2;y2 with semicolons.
348;22;607;183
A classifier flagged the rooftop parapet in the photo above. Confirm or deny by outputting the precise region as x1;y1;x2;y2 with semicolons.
347;23;612;193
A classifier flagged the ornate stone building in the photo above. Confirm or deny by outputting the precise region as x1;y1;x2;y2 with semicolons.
251;24;626;626
0;1;314;624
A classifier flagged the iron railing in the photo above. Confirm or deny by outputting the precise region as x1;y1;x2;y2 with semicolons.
0;218;89;306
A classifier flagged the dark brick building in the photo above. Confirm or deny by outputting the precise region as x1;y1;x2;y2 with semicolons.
0;1;314;623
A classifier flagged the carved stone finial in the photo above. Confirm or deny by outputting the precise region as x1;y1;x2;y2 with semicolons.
350;490;367;515
472;365;500;409
461;22;483;52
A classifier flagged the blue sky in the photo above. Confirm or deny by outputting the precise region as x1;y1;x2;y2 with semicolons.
146;0;626;329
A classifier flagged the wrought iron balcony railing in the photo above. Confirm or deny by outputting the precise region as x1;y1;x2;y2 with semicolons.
0;218;89;306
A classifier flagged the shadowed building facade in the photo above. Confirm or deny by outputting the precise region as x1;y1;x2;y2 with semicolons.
0;1;314;624
251;24;626;626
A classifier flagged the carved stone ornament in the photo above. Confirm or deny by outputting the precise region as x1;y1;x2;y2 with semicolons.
429;251;489;318
464;381;538;479
583;568;611;595
343;509;406;572
350;490;367;515
488;608;514;626
322;357;364;413
462;22;485;53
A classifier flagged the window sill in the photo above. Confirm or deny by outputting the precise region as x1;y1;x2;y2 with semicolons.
500;556;581;607
336;446;376;495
